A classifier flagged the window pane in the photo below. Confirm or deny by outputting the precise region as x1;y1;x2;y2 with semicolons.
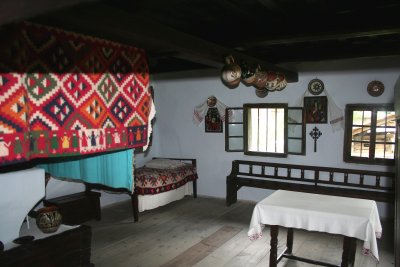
375;143;395;159
385;131;396;143
248;108;259;151
361;127;371;142
351;141;369;157
352;126;370;141
351;141;361;157
276;108;285;153
228;124;243;136
228;137;243;150
288;125;303;138
259;108;268;152
288;109;302;123
288;139;302;153
266;109;276;152
229;109;243;123
351;126;362;141
353;111;363;125
387;111;396;127
377;111;386;124
363;111;372;125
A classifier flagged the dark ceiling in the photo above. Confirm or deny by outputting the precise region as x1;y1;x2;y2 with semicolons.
2;0;400;82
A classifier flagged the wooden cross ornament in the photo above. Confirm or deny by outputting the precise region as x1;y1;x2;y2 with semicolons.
309;126;322;152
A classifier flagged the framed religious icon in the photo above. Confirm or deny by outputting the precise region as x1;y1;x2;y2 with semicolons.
205;107;223;132
304;96;328;124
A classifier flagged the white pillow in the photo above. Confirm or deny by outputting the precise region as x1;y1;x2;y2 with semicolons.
144;159;186;169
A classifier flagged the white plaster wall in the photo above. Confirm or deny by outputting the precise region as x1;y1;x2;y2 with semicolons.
150;64;399;219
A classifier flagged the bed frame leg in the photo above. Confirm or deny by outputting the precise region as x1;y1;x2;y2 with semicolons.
131;193;139;222
193;180;197;198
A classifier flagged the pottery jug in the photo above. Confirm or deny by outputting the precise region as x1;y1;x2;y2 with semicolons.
36;206;62;234
221;55;241;88
255;88;268;98
252;67;269;89
240;61;256;85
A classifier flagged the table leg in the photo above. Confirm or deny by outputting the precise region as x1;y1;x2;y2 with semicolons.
286;228;294;254
270;225;279;267
341;236;357;267
349;238;357;266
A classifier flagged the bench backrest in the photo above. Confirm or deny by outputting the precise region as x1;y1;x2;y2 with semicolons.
227;160;395;203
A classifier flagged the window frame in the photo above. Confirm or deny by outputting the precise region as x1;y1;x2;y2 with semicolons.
225;107;244;152
243;103;288;157
225;106;305;155
343;103;395;165
287;107;306;155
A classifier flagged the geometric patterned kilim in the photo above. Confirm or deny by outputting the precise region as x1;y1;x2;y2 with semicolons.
0;21;153;166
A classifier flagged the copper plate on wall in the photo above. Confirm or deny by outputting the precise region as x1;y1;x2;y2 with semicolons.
367;80;384;97
308;79;324;95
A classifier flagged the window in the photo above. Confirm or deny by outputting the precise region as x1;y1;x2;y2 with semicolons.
344;104;395;165
225;108;244;151
225;106;305;155
243;103;288;157
287;108;306;155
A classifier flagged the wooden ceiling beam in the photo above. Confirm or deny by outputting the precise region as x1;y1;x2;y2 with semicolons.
238;28;400;47
33;2;298;82
0;0;99;26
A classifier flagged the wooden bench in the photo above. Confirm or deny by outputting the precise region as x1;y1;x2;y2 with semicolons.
226;160;395;206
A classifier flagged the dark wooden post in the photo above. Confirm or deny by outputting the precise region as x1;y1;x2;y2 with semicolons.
341;236;357;267
286;228;294;254
269;225;279;267
131;193;139;222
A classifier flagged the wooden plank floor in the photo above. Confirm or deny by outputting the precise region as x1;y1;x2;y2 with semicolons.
86;196;395;267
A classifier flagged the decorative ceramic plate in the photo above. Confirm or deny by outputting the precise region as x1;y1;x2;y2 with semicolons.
367;80;384;97
308;79;324;95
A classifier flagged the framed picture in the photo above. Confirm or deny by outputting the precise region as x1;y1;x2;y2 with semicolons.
304;96;328;124
205;107;223;132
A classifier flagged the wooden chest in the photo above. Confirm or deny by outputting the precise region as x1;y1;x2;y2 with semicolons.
44;191;101;225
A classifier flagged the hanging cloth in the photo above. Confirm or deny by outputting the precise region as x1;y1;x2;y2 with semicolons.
38;149;134;192
193;96;228;126
293;88;344;132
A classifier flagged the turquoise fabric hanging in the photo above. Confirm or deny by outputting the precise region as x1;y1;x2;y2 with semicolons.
38;149;134;192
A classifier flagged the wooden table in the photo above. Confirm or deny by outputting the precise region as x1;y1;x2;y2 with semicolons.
248;190;382;267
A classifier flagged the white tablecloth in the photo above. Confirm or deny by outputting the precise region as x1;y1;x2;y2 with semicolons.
248;190;382;260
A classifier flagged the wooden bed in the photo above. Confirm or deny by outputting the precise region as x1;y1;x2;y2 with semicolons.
134;157;198;214
86;157;198;222
226;160;395;206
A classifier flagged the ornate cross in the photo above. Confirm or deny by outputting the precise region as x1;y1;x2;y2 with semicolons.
309;126;322;152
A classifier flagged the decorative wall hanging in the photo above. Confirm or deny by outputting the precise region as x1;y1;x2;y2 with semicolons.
294;82;343;131
205;108;223;132
367;80;384;97
309;126;322;152
308;79;324;95
220;55;287;96
0;21;155;167
193;96;227;130
304;96;328;124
